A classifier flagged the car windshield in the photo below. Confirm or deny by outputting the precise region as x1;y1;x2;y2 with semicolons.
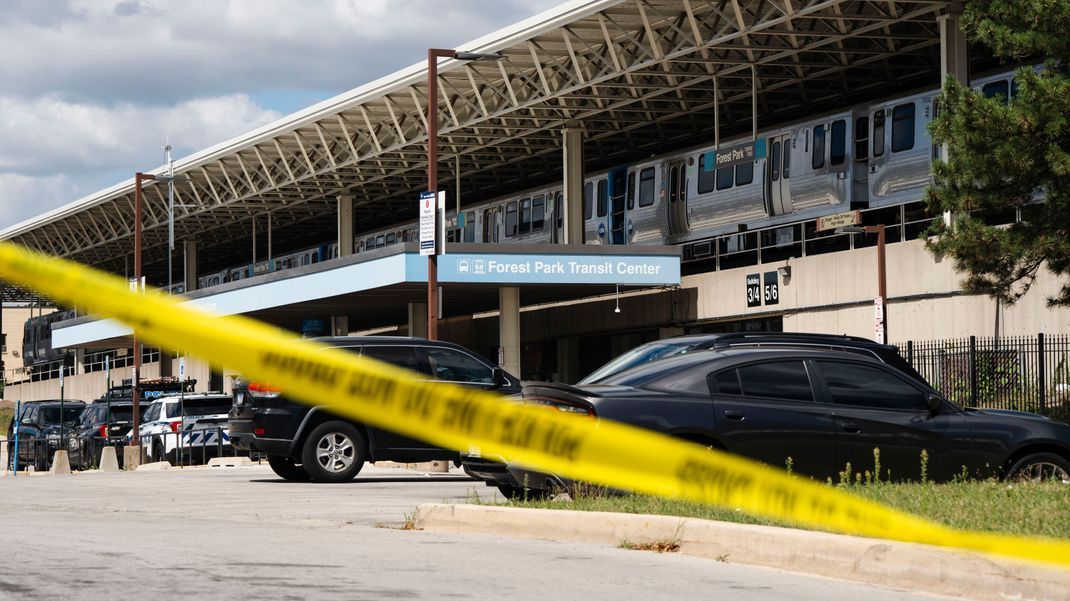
38;407;84;425
181;398;231;416
106;406;135;422
580;340;702;385
592;352;717;388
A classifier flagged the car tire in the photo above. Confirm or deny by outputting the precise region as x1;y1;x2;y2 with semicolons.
301;421;366;483
152;443;165;464
34;445;48;472
267;455;311;482
1006;452;1070;482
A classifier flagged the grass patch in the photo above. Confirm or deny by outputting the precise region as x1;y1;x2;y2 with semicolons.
619;539;680;553
0;402;13;435
500;480;1070;540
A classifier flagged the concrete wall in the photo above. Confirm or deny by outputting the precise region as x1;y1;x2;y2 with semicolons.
682;239;1070;341
2;355;223;403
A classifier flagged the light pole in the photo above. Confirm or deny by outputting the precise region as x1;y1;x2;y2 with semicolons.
132;172;154;438
838;225;888;343
426;48;504;340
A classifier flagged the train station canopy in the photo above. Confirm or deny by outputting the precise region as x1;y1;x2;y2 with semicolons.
0;0;953;284
52;244;681;348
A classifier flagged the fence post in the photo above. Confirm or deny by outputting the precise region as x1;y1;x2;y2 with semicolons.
907;340;914;365
969;335;978;407
1038;333;1046;416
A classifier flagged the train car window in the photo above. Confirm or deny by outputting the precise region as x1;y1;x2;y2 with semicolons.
812;125;826;170
365;237;375;250
555;192;564;228
782;140;791;179
531;196;545;230
386;233;396;245
854;116;869;161
626;171;636;210
638;167;655;207
505;201;518;237
519;198;532;234
583;183;593;220
669;165;680;202
464;211;476;242
830;120;847;166
697;153;717;194
715;166;733;191
770;141;781;182
597;179;608;217
872;111;885;158
376;235;385;248
982;80;1009;103
735;161;754;186
891;103;915;153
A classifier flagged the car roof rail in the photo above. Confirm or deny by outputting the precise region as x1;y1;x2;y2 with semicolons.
710;332;877;346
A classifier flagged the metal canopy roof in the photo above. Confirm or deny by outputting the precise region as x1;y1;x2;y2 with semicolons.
1;0;951;281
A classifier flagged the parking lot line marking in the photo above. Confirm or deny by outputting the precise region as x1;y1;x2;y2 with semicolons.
0;240;1067;569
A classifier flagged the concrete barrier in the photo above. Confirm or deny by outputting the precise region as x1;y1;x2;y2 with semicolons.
99;446;120;472
135;461;171;471
207;456;252;468
123;446;143;470
50;450;71;475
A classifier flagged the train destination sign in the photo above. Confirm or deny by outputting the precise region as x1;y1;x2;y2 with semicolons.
816;210;861;232
702;139;768;171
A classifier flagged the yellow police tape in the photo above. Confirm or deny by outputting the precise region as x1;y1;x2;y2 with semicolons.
1;241;1068;568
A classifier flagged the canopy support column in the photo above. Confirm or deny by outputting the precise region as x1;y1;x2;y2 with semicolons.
499;287;520;377
337;195;354;257
562;125;585;244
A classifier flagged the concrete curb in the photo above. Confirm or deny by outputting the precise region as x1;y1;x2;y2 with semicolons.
135;461;172;471
415;504;1070;601
207;457;252;468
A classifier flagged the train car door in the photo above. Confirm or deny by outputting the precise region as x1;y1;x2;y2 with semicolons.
765;134;792;215
481;207;500;243
551;192;564;243
665;160;689;235
868;106;888;196
607;166;629;244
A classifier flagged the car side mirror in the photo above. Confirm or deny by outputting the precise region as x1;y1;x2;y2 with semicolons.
926;393;942;413
491;367;506;389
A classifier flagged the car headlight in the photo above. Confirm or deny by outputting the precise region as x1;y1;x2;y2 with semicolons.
46;433;61;443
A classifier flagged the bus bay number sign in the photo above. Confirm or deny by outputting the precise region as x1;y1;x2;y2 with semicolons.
746;272;779;308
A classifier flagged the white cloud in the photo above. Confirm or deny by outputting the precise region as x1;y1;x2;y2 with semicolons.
0;0;563;230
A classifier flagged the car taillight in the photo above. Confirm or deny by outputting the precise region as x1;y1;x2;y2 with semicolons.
247;381;282;398
99;425;108;438
524;396;596;417
254;427;265;436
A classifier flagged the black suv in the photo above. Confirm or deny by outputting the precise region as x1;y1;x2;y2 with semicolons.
7;400;86;471
66;399;146;470
230;336;520;483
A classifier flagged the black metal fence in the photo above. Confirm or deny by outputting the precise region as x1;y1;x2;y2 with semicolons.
901;334;1070;422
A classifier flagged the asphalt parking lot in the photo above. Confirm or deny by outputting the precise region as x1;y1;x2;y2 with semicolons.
0;464;950;601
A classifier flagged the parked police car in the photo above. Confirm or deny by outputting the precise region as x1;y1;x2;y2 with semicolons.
133;393;233;464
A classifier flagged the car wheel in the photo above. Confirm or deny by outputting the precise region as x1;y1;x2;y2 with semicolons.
301;421;366;483
1006;453;1070;482
267;455;311;482
35;446;49;472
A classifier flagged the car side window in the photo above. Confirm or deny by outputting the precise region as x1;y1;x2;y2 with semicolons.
426;348;494;384
709;369;741;395
362;345;432;377
736;361;814;403
166;402;181;419
816;361;926;411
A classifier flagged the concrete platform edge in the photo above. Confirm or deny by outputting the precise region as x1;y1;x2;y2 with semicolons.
415;503;1069;601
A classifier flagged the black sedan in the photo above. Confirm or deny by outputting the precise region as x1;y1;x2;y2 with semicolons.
505;348;1070;494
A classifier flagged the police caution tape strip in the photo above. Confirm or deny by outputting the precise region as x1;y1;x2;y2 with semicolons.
1;241;1067;568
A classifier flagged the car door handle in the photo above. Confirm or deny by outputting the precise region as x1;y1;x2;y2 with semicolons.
723;410;746;421
840;421;862;433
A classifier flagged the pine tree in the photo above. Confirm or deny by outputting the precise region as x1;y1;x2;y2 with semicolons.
926;0;1070;306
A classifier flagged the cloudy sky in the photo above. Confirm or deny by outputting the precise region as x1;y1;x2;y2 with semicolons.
0;0;563;231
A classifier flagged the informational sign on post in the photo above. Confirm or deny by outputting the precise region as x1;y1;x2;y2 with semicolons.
419;191;436;256
763;271;779;305
874;296;886;344
179;356;186;380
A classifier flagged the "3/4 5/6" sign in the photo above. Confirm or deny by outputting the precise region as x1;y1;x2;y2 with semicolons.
746;271;780;307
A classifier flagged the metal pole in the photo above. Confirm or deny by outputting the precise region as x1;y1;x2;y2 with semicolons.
877;224;887;343
166;144;174;293
13;399;20;475
132;172;153;444
427;49;455;341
